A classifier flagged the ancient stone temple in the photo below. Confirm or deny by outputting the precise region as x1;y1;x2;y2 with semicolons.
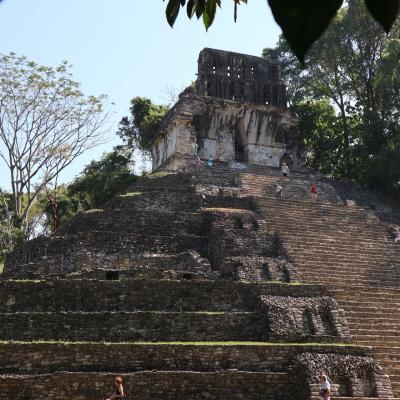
150;48;302;171
2;49;400;400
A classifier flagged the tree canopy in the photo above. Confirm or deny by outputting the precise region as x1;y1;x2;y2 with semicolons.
36;145;137;236
264;0;400;197
0;52;109;236
117;97;169;153
164;0;400;62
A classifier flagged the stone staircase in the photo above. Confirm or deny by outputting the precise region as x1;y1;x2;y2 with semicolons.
234;169;400;397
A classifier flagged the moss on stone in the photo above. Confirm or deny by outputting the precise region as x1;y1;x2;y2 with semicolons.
83;209;103;214
119;192;143;197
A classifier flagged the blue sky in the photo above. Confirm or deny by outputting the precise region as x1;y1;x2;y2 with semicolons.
0;0;281;188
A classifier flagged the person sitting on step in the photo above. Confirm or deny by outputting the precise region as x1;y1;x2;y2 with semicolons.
319;374;331;400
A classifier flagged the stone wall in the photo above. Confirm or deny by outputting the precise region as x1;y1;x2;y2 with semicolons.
201;208;277;269
0;342;369;374
0;311;268;342
0;371;291;400
57;209;202;236
4;232;204;277
0;280;328;313
107;191;202;212
4;250;213;280
196;48;286;107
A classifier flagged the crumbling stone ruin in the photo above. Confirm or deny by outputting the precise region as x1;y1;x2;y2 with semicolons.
150;48;302;171
1;49;400;399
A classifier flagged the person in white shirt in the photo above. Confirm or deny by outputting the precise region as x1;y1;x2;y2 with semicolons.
319;374;331;400
275;184;283;199
282;162;289;180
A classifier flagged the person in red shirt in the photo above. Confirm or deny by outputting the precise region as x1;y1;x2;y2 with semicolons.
310;183;318;203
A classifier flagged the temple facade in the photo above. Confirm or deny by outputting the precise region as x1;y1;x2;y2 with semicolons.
150;48;303;171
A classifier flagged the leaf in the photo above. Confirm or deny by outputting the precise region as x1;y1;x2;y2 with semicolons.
268;0;344;63
365;0;400;32
187;0;198;18
165;0;182;27
196;0;206;19
203;0;217;30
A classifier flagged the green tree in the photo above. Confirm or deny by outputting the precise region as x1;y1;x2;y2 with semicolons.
0;53;109;237
67;146;137;212
39;185;80;235
117;97;169;152
38;146;138;234
0;190;23;261
264;0;400;196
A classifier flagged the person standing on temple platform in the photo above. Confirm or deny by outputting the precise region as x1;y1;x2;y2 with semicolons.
282;162;289;181
192;141;198;155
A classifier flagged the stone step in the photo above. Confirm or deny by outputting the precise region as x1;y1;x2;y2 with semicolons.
282;238;394;248
265;214;381;225
301;274;400;285
346;316;400;324
283;241;393;250
301;270;400;279
5;232;205;274
376;361;400;370
343;312;400;321
0;371;291;400
335;297;400;304
332;287;400;294
0;311;268;342
0;342;365;374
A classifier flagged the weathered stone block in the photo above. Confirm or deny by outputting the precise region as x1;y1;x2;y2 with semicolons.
220;256;297;282
258;295;350;341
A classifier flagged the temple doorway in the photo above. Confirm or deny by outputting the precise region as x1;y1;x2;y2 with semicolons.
234;122;247;162
279;154;293;169
234;136;245;162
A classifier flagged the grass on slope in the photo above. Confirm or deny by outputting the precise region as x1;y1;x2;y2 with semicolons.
0;340;357;347
119;192;142;197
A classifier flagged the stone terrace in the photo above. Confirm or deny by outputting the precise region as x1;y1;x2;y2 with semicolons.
1;163;399;399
